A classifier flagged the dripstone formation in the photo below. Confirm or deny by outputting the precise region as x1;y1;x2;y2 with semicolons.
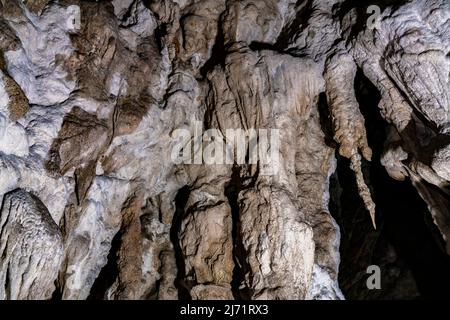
0;0;449;300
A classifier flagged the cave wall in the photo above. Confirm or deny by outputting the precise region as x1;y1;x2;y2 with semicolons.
0;0;449;300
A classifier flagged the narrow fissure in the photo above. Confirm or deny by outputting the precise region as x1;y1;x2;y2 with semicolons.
199;14;226;78
87;229;121;300
225;166;252;300
170;186;192;300
51;280;62;300
4;263;10;299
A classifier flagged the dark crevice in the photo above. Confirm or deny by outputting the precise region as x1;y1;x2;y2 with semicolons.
154;23;168;53
248;42;288;55
333;68;450;300
87;229;121;300
225;166;253;300
73;171;80;206
51;280;62;300
170;185;192;300
120;1;135;25
4;263;10;299
317;92;338;149
274;0;313;51
0;240;7;262
199;15;226;78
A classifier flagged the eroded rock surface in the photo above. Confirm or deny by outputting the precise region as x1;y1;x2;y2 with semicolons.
0;189;63;299
0;0;449;300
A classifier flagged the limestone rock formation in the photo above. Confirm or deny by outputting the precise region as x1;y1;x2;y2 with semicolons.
0;0;449;300
0;189;63;299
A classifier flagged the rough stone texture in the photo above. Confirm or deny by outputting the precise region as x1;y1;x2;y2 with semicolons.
0;0;448;300
0;189;64;299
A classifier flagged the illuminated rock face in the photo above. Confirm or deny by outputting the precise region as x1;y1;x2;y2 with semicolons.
0;0;448;300
0;189;64;300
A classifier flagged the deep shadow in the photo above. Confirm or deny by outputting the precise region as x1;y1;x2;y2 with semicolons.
87;229;121;300
199;15;226;78
170;186;192;300
332;68;450;299
224;166;254;300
